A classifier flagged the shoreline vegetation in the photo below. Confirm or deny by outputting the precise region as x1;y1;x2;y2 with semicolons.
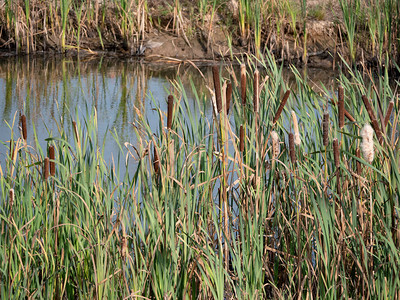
1;52;400;298
0;0;400;69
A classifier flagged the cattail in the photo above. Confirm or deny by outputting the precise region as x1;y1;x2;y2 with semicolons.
49;145;55;176
253;70;259;113
10;140;15;162
333;138;340;167
291;110;301;146
239;125;245;152
153;145;160;175
273;90;290;124
212;66;222;113
384;101;394;129
289;133;296;164
9;188;14;210
240;64;246;105
361;95;383;143
44;157;50;180
271;131;280;159
72;121;80;147
323;111;329;147
355;148;361;175
121;235;128;260
338;86;345;129
20;114;27;140
360;124;374;164
167;95;174;130
226;82;232;114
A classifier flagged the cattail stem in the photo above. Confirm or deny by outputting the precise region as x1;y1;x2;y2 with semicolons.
273;90;290;124
20;114;27;141
212;66;222;113
253;70;259;113
323;111;329;147
289;133;296;164
49;145;55;176
338;86;345;129
44;157;50;180
167;95;174;130
384;101;394;129
226;82;232;114
240;64;246;106
361;95;383;143
239;125;244;153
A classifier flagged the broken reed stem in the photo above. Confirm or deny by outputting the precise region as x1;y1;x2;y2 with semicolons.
239;125;244;152
253;70;259;113
212;66;222;113
273;90;290;124
384;101;394;129
355;148;361;175
323;111;329;147
20;114;27;140
44;157;50;180
226;82;232;114
289;132;296;164
49;145;55;176
167;95;174;130
153;145;160;175
333;138;341;197
240;64;246;105
338;86;345;129
361;95;383;143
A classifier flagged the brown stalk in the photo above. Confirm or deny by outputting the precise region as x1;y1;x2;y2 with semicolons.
239;125;244;153
44;157;50;180
384;101;394;129
20;114;27;140
355;148;361;175
153;145;160;175
333;138;341;197
273;90;290;124
323;112;329;147
361;95;383;143
212;66;222;113
240;64;246;105
253;70;259;113
226;82;232;114
167;95;174;130
289;133;296;164
49;145;55;176
338;86;345;129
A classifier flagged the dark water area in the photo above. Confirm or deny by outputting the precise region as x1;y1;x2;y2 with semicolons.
0;55;339;174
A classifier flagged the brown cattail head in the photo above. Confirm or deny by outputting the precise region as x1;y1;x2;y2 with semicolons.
361;95;383;143
48;145;55;176
20;114;27;140
44;157;50;180
226;82;232;114
239;125;245;153
9;188;14;210
10;140;15;162
333;138;340;168
360;124;374;164
212;66;222;113
72;121;80;147
289;132;296;164
323;111;329;147
384;101;394;129
153;145;160;175
253;70;260;113
273;90;290;124
271;131;280;159
338;86;345;129
167;95;174;130
240;64;246;106
355;148;361;175
291;110;301;146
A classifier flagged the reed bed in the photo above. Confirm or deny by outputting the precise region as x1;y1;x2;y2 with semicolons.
1;53;400;299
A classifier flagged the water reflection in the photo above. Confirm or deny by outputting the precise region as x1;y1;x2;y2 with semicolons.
0;55;339;169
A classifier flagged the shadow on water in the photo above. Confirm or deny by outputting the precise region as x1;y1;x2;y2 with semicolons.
0;55;339;174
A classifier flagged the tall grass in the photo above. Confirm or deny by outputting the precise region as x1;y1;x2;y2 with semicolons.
1;53;400;298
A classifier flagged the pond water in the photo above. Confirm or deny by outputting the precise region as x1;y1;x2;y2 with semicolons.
0;55;339;174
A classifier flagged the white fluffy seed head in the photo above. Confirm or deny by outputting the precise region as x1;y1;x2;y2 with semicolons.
291;110;301;146
271;131;280;159
360;124;374;163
